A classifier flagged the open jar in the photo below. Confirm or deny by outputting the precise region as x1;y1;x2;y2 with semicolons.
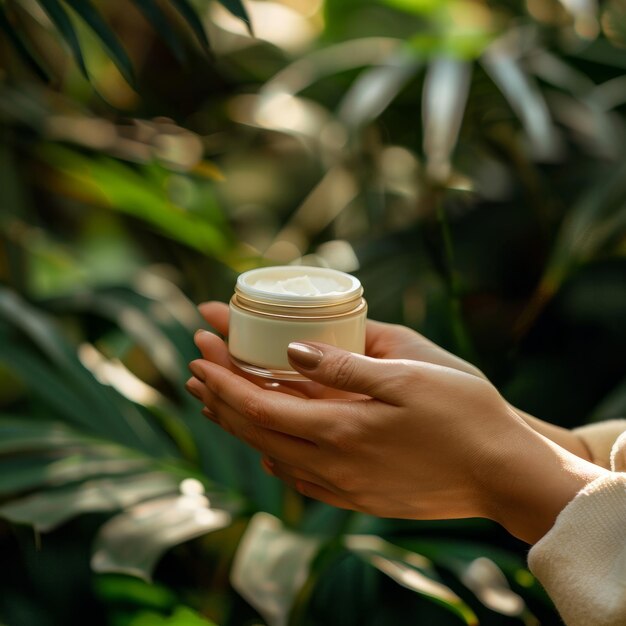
228;266;367;380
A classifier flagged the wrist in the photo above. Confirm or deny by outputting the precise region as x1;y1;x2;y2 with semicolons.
479;419;609;544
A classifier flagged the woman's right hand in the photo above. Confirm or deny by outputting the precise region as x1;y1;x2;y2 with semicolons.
195;302;590;461
186;340;607;544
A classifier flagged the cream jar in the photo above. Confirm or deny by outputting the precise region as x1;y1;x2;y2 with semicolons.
228;266;367;380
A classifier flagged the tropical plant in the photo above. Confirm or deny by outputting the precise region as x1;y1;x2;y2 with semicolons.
1;0;625;624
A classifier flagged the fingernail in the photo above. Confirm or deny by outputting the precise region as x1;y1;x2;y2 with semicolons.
194;329;211;341
261;457;275;476
287;343;323;370
185;382;202;400
201;407;219;423
188;361;206;381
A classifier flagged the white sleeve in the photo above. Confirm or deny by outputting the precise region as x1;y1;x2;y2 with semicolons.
573;419;626;468
527;429;626;626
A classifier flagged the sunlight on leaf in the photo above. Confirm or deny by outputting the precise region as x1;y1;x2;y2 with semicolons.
35;0;88;77
422;56;471;181
36;145;233;257
602;0;626;48
338;49;422;128
64;0;135;85
482;30;563;161
217;0;253;34
346;535;479;625
231;513;322;626
92;493;232;580
460;557;525;617
0;472;179;532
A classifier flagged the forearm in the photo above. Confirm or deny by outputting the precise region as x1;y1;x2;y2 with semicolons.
508;405;592;462
483;423;609;544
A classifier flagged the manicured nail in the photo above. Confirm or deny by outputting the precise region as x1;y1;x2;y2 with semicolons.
261;457;275;476
201;407;219;423
188;361;206;381
287;343;323;370
194;329;211;341
185;381;202;400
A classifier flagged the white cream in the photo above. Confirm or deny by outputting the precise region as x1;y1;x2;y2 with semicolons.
253;275;346;296
228;266;367;381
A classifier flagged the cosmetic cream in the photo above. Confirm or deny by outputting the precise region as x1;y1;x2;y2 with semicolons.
228;266;367;380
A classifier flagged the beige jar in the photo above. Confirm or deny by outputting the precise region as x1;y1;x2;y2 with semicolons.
228;266;367;380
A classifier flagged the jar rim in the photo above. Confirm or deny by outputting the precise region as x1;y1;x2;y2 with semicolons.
236;266;363;306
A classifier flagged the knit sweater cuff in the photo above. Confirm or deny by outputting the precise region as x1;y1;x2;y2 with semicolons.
573;419;626;468
528;473;626;626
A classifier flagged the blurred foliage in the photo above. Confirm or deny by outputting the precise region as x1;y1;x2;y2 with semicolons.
0;0;625;624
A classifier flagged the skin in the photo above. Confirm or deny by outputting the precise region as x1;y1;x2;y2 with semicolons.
185;302;608;544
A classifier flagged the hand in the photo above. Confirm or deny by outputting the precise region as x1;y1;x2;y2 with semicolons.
195;301;484;400
186;342;607;544
195;302;590;460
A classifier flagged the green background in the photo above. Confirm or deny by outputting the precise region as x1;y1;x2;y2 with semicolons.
0;0;625;624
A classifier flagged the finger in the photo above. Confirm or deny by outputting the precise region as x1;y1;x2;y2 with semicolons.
365;320;485;379
199;386;322;469
263;457;340;495
365;319;417;358
185;376;205;402
195;304;361;399
261;459;356;509
294;480;356;510
188;359;370;442
194;329;233;369
198;301;230;336
286;342;412;403
201;406;220;425
193;330;309;398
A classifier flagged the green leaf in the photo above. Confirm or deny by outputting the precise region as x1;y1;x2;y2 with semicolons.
0;290;174;454
131;0;187;63
0;418;101;453
129;606;218;626
482;36;562;161
35;0;88;78
0;472;179;531
63;0;135;85
216;0;252;34
383;0;444;15
230;513;322;626
0;5;51;81
0;449;150;496
399;538;548;614
36;146;232;257
170;0;211;53
422;57;472;181
92;494;232;580
346;535;479;625
95;574;177;611
337;50;422;128
0;339;98;431
545;159;626;287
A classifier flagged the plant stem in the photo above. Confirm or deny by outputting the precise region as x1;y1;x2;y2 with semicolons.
434;200;474;362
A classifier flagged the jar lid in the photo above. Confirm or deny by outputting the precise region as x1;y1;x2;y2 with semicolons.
235;266;363;307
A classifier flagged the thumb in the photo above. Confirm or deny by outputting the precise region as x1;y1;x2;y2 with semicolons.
287;342;404;401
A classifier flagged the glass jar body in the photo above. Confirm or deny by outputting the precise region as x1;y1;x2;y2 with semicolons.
227;267;367;381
